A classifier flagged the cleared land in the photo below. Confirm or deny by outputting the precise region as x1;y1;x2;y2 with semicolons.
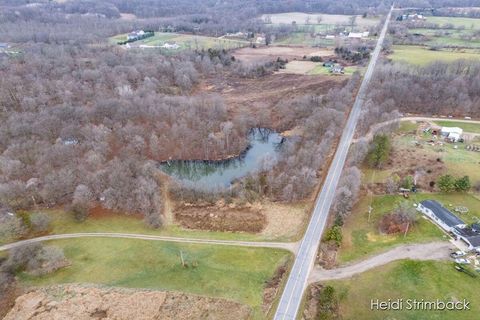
5;285;251;320
232;46;333;64
324;260;480;319
390;45;480;65
409;28;480;48
427;16;480;29
363;120;480;185
1;200;307;245
263;12;378;46
434;120;480;134
263;13;378;29
19;238;291;319
110;32;249;52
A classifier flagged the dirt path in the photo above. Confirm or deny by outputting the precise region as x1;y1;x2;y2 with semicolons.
308;241;452;283
0;233;298;253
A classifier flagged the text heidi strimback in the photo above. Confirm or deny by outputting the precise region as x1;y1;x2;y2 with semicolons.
371;299;471;311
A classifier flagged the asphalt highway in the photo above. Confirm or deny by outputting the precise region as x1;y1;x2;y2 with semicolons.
274;6;394;320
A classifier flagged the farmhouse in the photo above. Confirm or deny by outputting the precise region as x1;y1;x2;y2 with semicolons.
397;13;426;21
453;225;480;250
417;200;480;250
330;65;345;74
417;200;466;232
161;43;180;50
347;31;370;39
348;32;363;38
128;30;145;41
441;126;463;142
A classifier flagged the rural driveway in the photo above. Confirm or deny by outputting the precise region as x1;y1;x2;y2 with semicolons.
357;116;480;142
308;241;453;283
0;233;298;253
274;6;394;320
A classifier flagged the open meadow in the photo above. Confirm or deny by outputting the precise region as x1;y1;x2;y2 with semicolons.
19;238;291;319
264;12;378;46
427;16;480;29
389;45;480;65
110;32;249;52
263;12;378;29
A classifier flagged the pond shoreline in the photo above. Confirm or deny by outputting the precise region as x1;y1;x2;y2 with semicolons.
159;128;284;188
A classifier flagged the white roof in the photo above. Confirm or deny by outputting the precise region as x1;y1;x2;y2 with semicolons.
441;127;463;134
348;32;363;38
449;132;461;140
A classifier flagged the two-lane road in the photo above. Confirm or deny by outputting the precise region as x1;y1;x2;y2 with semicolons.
274;6;394;320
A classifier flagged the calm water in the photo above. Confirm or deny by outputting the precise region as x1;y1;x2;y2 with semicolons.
160;128;283;189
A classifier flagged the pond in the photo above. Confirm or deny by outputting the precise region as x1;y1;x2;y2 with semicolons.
160;128;283;189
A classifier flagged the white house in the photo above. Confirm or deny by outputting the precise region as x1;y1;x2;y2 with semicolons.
417;200;466;233
440;127;463;142
127;30;146;41
161;43;180;50
441;126;463;136
348;32;363;38
453;224;480;250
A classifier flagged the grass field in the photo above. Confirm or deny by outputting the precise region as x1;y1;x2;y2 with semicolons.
434;120;480;134
274;32;335;46
325;260;480;319
408;27;480;48
0;209;266;246
427;16;480;29
308;65;360;76
46;209;268;241
338;194;445;263
263;12;378;30
110;32;249;52
390;45;480;65
19;238;291;319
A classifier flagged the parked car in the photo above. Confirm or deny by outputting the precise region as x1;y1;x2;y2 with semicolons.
455;258;470;264
450;251;466;258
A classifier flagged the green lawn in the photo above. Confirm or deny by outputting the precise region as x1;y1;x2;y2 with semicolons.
338;194;445;264
427;16;480;29
110;32;249;52
308;65;360;76
274;32;336;46
47;209;269;241
325;260;480;320
434;120;480;134
339;192;480;264
390;45;480;65
0;209;274;247
19;238;291;319
408;28;480;48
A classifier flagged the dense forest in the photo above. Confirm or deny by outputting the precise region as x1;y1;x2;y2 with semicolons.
358;60;480;133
